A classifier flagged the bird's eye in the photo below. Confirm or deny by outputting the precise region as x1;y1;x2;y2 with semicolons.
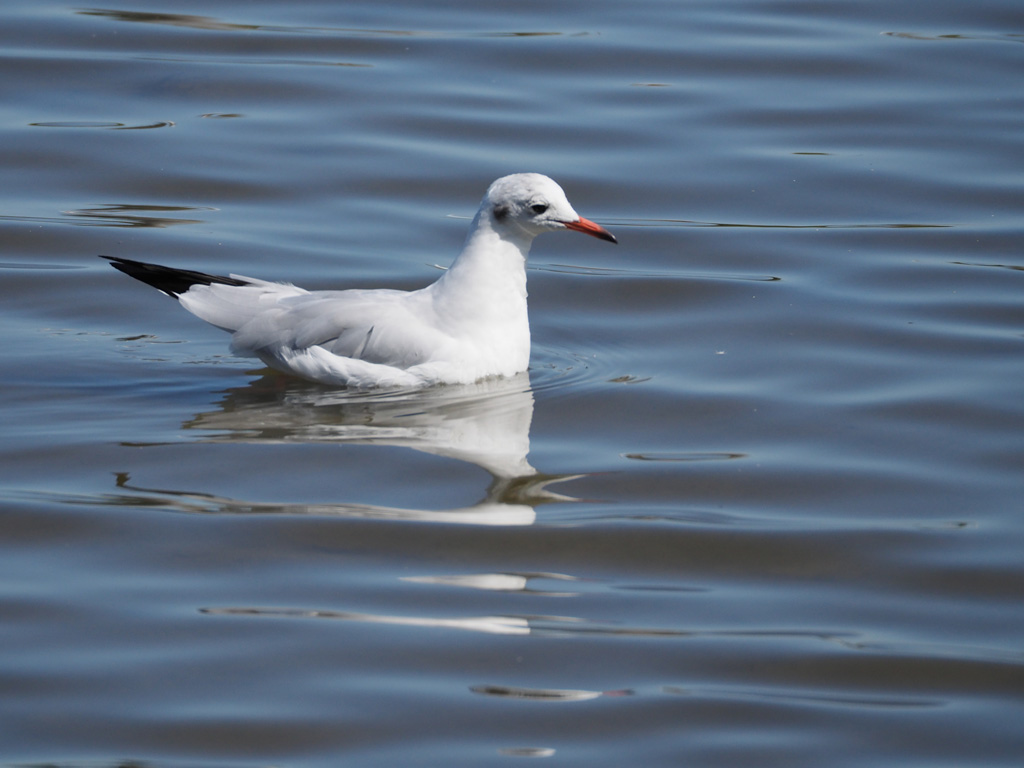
531;204;549;214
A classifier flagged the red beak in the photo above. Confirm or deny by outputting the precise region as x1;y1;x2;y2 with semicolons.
564;216;617;244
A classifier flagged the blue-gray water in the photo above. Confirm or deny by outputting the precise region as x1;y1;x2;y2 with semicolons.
2;1;1022;766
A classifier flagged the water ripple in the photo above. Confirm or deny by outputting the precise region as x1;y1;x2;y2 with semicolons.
604;217;950;230
62;204;215;227
882;31;1024;46
623;451;747;462
29;120;175;129
78;8;581;39
533;262;780;282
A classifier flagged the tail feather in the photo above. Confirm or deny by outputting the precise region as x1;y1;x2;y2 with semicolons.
100;255;249;299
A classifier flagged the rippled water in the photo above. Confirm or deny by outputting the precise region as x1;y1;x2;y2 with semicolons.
2;1;1022;766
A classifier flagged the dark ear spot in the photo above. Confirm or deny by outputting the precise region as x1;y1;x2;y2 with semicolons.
493;204;509;221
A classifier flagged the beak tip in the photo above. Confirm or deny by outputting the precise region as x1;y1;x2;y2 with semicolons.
565;215;618;244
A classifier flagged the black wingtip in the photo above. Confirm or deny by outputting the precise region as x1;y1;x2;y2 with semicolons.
101;255;249;299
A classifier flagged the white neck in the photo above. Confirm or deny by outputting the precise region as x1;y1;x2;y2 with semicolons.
431;211;533;329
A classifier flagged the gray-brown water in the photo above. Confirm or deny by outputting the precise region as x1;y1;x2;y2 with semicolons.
2;1;1022;766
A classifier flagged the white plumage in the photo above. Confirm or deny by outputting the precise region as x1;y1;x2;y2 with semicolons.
104;173;616;388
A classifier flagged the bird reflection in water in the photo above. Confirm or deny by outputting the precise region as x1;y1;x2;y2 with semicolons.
114;371;584;526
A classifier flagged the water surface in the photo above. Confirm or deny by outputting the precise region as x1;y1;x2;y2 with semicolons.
2;1;1022;766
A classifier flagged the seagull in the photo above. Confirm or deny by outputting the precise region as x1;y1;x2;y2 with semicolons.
102;173;616;388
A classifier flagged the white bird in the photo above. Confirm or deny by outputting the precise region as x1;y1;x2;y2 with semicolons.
103;173;616;388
